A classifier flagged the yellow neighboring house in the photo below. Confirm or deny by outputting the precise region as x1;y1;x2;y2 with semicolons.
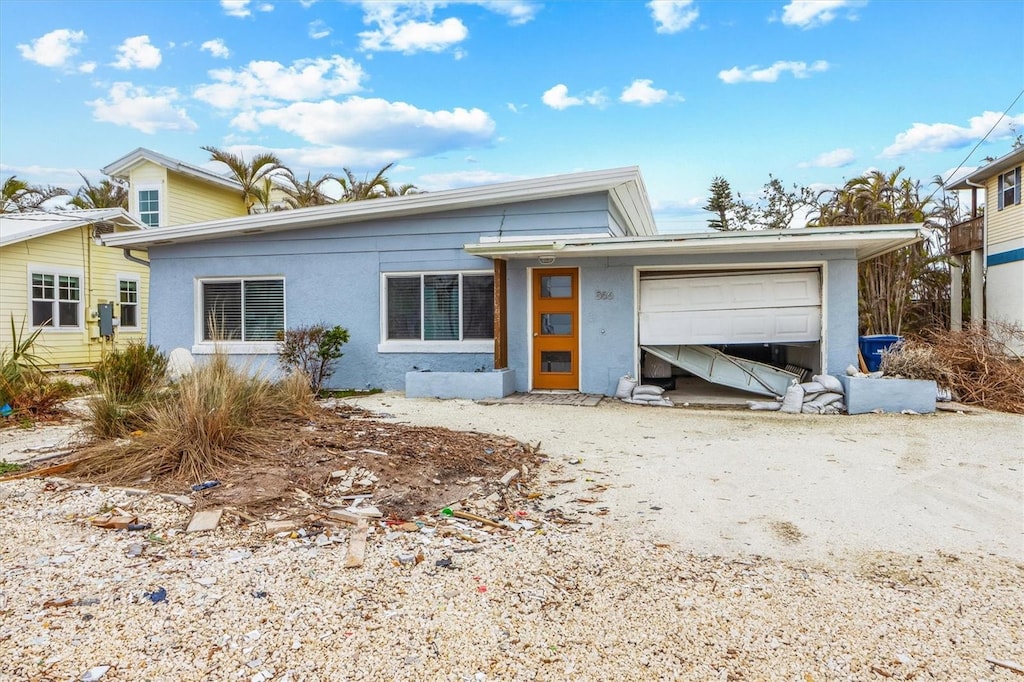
102;147;249;227
948;145;1024;355
0;208;149;369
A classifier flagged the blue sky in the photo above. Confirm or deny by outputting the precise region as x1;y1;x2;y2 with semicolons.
1;0;1022;231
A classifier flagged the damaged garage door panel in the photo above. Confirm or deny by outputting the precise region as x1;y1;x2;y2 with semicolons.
642;345;799;397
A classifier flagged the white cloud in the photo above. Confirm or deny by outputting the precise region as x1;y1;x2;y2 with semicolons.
221;0;273;17
780;0;865;29
360;11;468;54
417;169;524;190
17;28;86;69
233;96;496;157
308;20;332;39
194;56;366;109
620;79;673;106
881;111;1024;158
473;1;541;25
648;0;699;34
88;82;198;134
799;148;856;168
718;60;829;84
541;84;606;110
79;62;97;74
112;35;162;70
201;39;231;59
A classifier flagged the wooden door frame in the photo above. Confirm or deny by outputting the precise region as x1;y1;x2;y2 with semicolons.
529;266;580;390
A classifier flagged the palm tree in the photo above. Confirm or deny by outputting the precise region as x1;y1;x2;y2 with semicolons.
337;163;419;202
279;171;339;209
201;146;285;214
1;175;69;213
809;168;953;335
69;172;128;210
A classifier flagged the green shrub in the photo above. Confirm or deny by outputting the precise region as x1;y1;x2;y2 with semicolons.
277;323;350;394
0;315;46;409
85;342;168;438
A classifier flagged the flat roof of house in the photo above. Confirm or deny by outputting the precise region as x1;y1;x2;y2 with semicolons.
101;166;656;248
102;147;244;192
1;208;144;248
465;224;927;262
947;145;1024;190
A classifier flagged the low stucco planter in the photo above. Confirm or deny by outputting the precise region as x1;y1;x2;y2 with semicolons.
405;369;517;400
838;375;937;415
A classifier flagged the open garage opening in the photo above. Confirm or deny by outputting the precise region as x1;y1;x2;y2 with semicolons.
637;267;824;405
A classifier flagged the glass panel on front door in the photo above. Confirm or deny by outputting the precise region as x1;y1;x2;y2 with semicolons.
540;275;572;298
540;313;572;335
540;351;572;373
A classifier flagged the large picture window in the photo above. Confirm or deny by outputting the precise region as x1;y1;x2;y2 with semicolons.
31;271;81;328
200;277;284;342
385;272;494;342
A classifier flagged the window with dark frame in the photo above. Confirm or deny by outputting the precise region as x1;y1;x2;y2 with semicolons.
999;168;1019;210
200;278;284;342
386;273;494;342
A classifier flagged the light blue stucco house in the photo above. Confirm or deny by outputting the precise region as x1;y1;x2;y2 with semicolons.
103;166;924;399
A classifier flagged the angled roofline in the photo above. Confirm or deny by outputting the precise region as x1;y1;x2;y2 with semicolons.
0;208;145;248
947;145;1024;190
464;224;927;263
101;167;656;248
101;147;244;192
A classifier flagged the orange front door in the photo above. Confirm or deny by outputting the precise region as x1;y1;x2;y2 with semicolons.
532;268;579;390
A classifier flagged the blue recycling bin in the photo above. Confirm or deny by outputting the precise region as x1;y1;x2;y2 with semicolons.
859;334;903;372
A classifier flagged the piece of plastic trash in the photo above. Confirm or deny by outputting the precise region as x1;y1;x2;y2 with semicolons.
144;587;166;603
0;404;12;417
190;480;220;492
441;507;454;517
126;523;151;532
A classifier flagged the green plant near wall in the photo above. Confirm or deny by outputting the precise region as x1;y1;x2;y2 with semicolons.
276;324;350;394
0;315;46;409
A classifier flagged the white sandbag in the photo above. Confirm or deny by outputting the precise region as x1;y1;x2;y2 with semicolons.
846;365;860;376
632;384;665;397
615;375;637;400
780;383;804;414
630;392;666;402
800;381;825;395
167;347;195;381
623;396;674;407
801;403;820;414
804;392;844;411
747;400;782;411
812;374;844;393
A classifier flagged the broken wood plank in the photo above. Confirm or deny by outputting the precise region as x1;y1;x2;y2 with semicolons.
344;519;369;568
265;519;300;534
985;658;1024;675
185;508;223;533
326;508;364;525
499;469;519;486
451;510;503;528
0;459;80;483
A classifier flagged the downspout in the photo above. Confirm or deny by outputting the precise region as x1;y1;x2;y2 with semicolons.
122;249;150;267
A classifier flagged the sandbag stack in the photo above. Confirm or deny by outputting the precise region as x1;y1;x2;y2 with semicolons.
748;374;846;414
615;375;674;407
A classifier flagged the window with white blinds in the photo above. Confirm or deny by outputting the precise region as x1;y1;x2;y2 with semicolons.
200;278;284;342
385;272;493;342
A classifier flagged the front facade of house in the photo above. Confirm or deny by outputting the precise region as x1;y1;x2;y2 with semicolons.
104;168;923;396
948;146;1024;354
0;209;149;368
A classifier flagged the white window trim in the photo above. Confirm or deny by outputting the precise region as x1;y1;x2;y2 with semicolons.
116;273;141;331
136;183;164;228
27;264;85;332
192;275;285;354
377;270;495;354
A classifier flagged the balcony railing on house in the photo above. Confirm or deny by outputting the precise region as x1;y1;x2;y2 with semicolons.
948;216;984;255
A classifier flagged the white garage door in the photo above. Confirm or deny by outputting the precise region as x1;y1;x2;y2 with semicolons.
639;270;822;345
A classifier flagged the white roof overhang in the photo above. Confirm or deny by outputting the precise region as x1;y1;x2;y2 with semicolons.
102;147;243;192
465;224;928;262
1;208;144;248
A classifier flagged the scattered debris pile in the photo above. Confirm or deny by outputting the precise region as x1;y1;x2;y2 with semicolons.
881;324;1024;414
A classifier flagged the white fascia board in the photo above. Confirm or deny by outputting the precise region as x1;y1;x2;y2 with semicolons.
1;209;142;247
102;147;242;191
102;167;652;248
465;225;926;262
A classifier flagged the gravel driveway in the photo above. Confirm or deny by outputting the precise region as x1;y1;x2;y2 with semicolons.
1;395;1021;681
